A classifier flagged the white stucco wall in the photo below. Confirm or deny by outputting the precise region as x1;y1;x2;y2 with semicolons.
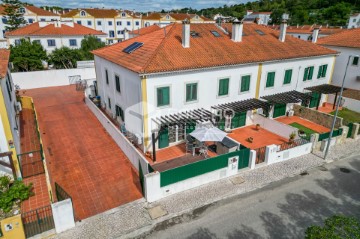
348;15;360;29
51;199;75;233
328;94;360;113
265;142;313;165
252;114;299;139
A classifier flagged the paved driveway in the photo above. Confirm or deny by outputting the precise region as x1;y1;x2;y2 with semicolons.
24;85;142;220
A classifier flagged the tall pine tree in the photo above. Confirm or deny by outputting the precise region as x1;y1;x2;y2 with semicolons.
2;0;26;31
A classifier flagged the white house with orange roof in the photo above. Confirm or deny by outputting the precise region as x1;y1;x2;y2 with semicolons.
92;21;337;153
6;21;106;53
348;13;360;29
142;12;214;27
243;10;272;25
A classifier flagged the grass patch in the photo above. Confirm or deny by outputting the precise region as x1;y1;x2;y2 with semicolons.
289;122;317;140
330;108;360;123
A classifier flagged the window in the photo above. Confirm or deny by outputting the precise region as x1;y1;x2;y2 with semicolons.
77;20;81;25
352;56;359;66
2;17;7;24
135;21;139;26
218;78;229;96
166;15;170;20
303;66;314;81
108;21;112;26
69;39;77;46
266;72;275;87
108;40;113;44
109;30;115;38
40;18;45;22
18;7;25;14
121;13;126;17
117;30;121;35
105;69;109;84
97;21;102;26
32;40;40;45
240;75;250;92
108;98;111;109
127;21;131;26
157;86;170;107
116;105;124;121
317;64;328;78
6;77;12;101
115;75;120;92
14;39;21;46
283;69;292;84
28;18;34;23
117;21;122;26
80;11;86;16
353;19;356;22
47;39;56;47
87;20;92;26
186;83;197;102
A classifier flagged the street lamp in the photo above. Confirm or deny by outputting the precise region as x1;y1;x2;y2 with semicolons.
324;54;359;160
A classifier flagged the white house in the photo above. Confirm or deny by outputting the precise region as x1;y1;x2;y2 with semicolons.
0;5;60;41
6;21;106;53
142;13;214;28
348;13;360;29
0;49;21;177
92;21;337;153
243;10;272;25
318;28;360;90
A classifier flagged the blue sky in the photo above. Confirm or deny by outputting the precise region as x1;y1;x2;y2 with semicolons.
26;0;249;12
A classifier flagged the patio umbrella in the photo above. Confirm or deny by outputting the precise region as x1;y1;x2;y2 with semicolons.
190;125;227;142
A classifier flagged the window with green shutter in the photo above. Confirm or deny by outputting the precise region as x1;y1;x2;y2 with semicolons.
266;72;275;88
304;66;314;81
157;86;170;107
283;69;292;84
116;105;124;121
115;75;120;92
218;78;229;96
186;83;198;102
240;75;250;92
353;56;359;66
317;64;328;78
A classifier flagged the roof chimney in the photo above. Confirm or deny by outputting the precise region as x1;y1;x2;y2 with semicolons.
312;28;319;43
231;19;243;42
279;20;287;42
182;19;190;48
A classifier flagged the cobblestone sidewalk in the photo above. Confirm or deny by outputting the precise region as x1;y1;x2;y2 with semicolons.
54;138;360;239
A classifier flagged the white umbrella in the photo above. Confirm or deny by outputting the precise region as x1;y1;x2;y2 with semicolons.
190;125;227;142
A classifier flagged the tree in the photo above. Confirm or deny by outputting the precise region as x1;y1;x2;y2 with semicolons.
49;47;84;69
80;35;105;60
305;215;360;239
1;0;26;31
10;39;48;72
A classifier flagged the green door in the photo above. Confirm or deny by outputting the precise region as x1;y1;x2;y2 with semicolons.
186;122;196;134
158;128;169;149
218;117;225;131
309;92;320;108
231;112;247;129
273;104;286;118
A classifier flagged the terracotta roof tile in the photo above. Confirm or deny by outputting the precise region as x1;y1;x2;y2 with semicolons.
6;22;106;36
61;8;118;18
92;23;337;74
25;5;59;16
0;49;10;79
142;13;163;20
0;5;5;15
129;24;161;35
318;28;360;48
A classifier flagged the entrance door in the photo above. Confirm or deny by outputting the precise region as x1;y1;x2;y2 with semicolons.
309;92;320;108
273;104;286;118
231;112;246;129
158;128;169;149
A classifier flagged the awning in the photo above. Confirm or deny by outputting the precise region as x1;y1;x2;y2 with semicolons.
304;84;345;94
211;98;270;113
261;90;312;104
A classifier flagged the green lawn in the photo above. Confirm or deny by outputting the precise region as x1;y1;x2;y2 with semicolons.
330;108;360;123
289;122;317;140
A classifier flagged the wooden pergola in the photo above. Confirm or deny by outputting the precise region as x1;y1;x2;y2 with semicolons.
261;90;313;105
211;98;270;114
305;84;345;110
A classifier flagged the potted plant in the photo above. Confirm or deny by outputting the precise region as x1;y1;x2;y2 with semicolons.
298;130;306;137
255;124;260;131
247;137;254;143
289;132;296;143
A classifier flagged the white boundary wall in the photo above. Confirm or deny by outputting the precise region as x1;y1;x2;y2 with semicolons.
51;199;75;233
265;142;313;165
84;94;149;173
252;114;300;139
12;68;96;90
327;94;360;113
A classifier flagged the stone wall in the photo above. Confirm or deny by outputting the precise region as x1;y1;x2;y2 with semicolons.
293;105;343;129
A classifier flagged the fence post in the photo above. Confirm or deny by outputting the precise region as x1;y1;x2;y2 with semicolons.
249;150;256;169
265;145;277;165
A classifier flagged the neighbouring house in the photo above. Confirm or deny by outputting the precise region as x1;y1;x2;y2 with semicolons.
348;13;360;29
6;21;107;53
318;28;360;90
128;24;161;39
243;10;272;25
92;20;337;153
0;49;21;177
61;8;142;44
142;13;214;28
0;4;60;42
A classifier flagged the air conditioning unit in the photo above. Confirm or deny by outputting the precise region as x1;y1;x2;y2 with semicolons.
15;101;22;113
288;110;294;116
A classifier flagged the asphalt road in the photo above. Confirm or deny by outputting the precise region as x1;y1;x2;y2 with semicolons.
144;155;360;239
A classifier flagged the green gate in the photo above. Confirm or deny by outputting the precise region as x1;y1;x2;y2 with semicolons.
309;92;321;108
238;148;250;169
139;162;145;195
347;123;353;138
273;104;286;118
158;127;169;149
231;112;246;129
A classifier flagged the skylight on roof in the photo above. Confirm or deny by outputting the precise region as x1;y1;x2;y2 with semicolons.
123;42;143;54
255;30;265;35
210;30;221;37
190;31;200;38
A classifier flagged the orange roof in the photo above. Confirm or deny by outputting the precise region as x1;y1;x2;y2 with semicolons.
142;12;163;20
25;5;59;16
142;12;213;22
318;28;360;48
286;25;344;35
129;25;161;35
0;5;5;15
61;8;118;18
92;23;337;75
0;49;10;79
6;22;106;36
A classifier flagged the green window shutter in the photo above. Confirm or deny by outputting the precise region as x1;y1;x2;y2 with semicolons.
241;75;250;92
303;67;309;81
157;87;170;107
186;83;197;102
322;64;327;77
219;78;229;96
115;75;120;92
353;56;359;65
266;72;275;87
317;65;323;79
284;69;292;84
308;66;314;80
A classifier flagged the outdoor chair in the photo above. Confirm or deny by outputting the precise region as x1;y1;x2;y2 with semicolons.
186;142;194;154
199;145;208;158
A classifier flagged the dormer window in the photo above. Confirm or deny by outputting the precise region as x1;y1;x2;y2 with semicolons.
195;15;199;19
121;12;126;17
18;7;25;14
80;10;86;16
166;15;170;20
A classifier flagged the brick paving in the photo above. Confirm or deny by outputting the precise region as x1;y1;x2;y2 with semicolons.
21;174;50;211
317;102;341;114
24;85;142;220
276;116;330;133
